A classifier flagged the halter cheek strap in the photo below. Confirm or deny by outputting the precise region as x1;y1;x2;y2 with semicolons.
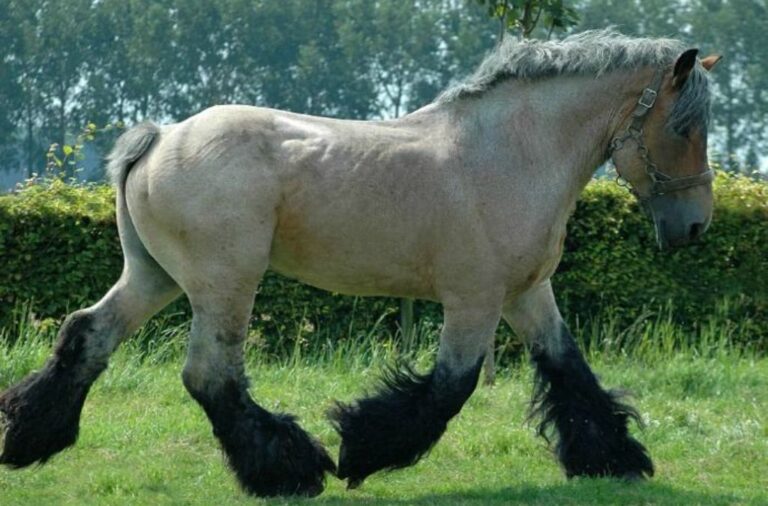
608;68;714;200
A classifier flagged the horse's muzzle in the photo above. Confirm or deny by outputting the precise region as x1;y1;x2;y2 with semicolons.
646;186;713;251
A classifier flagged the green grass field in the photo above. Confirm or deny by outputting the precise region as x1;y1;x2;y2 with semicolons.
0;316;766;505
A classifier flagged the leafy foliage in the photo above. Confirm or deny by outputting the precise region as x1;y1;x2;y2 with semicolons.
0;180;121;322
476;0;579;39
0;175;766;350
555;172;768;346
0;0;498;174
2;0;765;179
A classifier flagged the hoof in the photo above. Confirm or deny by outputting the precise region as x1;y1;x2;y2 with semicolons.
621;471;647;483
329;395;450;489
335;433;372;490
223;411;336;497
186;378;336;497
0;367;88;468
560;433;654;480
346;477;364;490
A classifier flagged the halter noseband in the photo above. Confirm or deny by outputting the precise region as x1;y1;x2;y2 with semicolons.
608;68;714;200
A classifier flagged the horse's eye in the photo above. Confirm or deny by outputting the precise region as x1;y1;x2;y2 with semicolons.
668;124;691;140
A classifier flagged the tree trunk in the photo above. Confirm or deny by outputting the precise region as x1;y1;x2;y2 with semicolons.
400;299;414;342
723;70;737;172
25;85;34;178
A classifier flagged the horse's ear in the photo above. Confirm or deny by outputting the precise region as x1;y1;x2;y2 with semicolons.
672;48;699;89
700;54;723;72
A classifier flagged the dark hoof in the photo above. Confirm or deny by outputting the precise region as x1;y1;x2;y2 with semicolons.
226;412;336;497
560;433;654;480
329;395;446;490
621;471;647;483
329;398;450;490
346;477;364;490
334;428;374;490
0;369;87;468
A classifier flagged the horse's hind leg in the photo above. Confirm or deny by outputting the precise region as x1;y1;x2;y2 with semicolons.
0;246;179;467
330;297;501;488
181;284;335;497
504;281;654;479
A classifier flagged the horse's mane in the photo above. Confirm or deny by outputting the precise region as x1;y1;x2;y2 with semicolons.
437;29;710;135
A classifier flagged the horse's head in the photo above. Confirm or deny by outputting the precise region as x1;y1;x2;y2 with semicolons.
610;50;722;250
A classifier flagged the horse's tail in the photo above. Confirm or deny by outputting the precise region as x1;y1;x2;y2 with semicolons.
106;122;161;264
106;122;159;187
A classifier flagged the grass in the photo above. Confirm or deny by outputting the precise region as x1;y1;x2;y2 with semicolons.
0;312;766;505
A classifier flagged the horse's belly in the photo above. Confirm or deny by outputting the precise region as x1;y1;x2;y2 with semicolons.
268;219;437;300
268;248;436;300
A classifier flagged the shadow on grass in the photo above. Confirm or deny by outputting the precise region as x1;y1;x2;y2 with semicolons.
307;480;742;505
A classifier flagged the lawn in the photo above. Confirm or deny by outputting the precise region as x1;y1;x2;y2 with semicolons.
0;321;766;505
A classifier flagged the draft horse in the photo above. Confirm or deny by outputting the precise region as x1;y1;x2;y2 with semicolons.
0;31;720;497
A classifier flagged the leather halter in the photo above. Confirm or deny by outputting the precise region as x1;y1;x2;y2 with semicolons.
608;68;714;201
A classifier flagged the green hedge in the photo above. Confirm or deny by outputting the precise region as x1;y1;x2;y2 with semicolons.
1;174;766;348
554;174;768;346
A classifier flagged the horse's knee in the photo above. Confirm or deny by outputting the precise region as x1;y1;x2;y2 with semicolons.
180;363;203;399
432;358;484;417
330;301;498;489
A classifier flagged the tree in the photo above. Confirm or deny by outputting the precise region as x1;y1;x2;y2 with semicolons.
339;0;496;118
0;0;502;176
476;0;579;41
0;3;24;163
690;0;768;173
35;0;93;177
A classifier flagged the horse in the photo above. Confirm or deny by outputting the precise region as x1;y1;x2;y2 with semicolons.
0;31;720;497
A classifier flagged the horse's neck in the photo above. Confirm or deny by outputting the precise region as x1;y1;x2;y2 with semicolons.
441;71;642;204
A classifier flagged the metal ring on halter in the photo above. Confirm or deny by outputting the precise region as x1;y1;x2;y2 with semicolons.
608;67;714;200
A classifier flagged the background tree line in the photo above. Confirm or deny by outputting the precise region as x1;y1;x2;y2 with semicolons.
0;0;766;182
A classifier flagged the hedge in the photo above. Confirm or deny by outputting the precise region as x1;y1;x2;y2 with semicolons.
1;174;766;349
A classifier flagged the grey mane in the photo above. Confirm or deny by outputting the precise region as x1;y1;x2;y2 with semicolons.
438;29;710;135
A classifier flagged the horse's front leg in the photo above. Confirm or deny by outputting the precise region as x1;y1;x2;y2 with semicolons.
330;297;501;489
504;281;654;479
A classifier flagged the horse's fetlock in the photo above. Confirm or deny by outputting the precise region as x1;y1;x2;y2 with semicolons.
181;366;209;403
53;312;95;366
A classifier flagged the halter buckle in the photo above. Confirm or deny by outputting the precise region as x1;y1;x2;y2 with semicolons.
637;88;658;109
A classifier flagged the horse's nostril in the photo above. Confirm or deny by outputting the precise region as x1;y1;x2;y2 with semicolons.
689;222;704;241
